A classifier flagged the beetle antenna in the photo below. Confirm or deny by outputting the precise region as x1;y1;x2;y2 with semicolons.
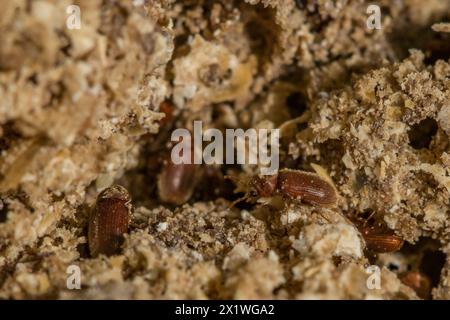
228;194;250;209
363;211;376;227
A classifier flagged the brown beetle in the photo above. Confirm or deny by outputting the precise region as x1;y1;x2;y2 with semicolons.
157;160;198;205
360;225;404;253
157;129;200;205
88;185;132;257
244;169;337;207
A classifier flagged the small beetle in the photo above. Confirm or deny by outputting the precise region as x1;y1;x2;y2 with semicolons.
157;160;198;205
244;169;337;207
157;131;200;205
360;225;404;253
88;185;132;257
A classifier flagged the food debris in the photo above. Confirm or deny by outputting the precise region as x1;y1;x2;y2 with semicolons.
0;0;449;300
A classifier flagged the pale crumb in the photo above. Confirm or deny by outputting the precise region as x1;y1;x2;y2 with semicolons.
432;22;450;33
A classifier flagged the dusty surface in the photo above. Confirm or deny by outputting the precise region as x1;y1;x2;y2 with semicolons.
0;0;449;299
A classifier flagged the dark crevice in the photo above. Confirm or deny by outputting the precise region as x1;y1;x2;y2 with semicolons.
408;118;438;150
0;200;7;223
397;238;445;299
419;249;446;289
285;92;307;119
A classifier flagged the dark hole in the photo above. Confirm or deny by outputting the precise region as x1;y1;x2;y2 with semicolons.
332;255;342;267
294;0;307;9
76;242;90;259
399;238;445;299
380;5;390;16
174;34;189;48
0;201;7;223
408;118;438;149
424;34;450;65
388;263;399;271
285;92;307;118
245;20;269;53
27;73;38;85
420;249;446;288
211;105;222;122
0;121;22;152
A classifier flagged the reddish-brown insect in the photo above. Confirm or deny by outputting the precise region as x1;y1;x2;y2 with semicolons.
248;169;337;206
360;226;404;253
400;271;432;299
88;185;132;257
157;160;198;205
158;100;174;127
